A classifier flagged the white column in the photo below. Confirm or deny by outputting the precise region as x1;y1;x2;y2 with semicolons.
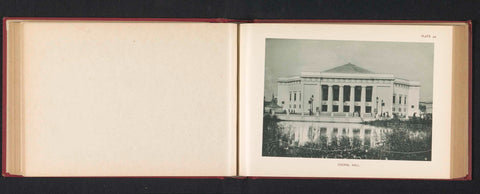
339;85;344;113
316;83;321;114
287;89;293;115
349;85;355;113
372;85;377;117
327;85;333;112
361;86;366;116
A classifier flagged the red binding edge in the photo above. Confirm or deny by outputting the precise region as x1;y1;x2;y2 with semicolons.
1;18;472;180
2;17;6;177
252;19;468;24
2;17;23;177
1;17;19;177
465;20;473;181
450;20;473;181
3;17;249;23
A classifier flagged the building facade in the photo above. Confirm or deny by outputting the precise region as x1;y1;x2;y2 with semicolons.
277;63;420;118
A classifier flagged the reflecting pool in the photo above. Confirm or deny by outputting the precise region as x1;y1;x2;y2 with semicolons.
262;117;432;161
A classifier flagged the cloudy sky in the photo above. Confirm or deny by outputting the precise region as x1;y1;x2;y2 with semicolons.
264;38;434;102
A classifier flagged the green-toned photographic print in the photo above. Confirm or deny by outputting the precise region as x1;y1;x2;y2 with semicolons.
262;39;433;161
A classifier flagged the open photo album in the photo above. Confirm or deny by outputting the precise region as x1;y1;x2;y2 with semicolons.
3;18;471;179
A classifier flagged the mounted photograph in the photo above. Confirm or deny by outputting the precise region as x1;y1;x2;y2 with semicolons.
262;38;434;161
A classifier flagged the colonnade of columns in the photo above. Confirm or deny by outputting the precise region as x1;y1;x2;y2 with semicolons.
316;84;375;116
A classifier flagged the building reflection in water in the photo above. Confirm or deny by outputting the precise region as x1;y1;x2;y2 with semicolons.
282;122;389;148
267;121;431;161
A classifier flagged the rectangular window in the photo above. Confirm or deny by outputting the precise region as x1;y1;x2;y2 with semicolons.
299;93;301;101
366;106;372;113
320;128;327;135
332;105;339;112
322;85;328;100
404;96;407;104
294;93;297;101
399;96;402;104
343;86;350;102
299;105;301;109
343;106;350;112
290;92;292;101
293;104;296;108
393;107;395;112
333;85;339;101
321;105;328;112
354;86;361;102
393;95;396;104
366;86;372;102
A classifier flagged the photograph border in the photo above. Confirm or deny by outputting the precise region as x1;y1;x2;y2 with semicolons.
239;23;453;178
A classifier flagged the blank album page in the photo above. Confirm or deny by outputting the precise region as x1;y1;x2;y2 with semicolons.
16;21;237;176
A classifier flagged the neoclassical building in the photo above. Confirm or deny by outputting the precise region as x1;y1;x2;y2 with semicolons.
276;63;420;118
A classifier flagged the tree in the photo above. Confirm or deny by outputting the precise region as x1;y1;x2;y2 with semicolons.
419;104;426;113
